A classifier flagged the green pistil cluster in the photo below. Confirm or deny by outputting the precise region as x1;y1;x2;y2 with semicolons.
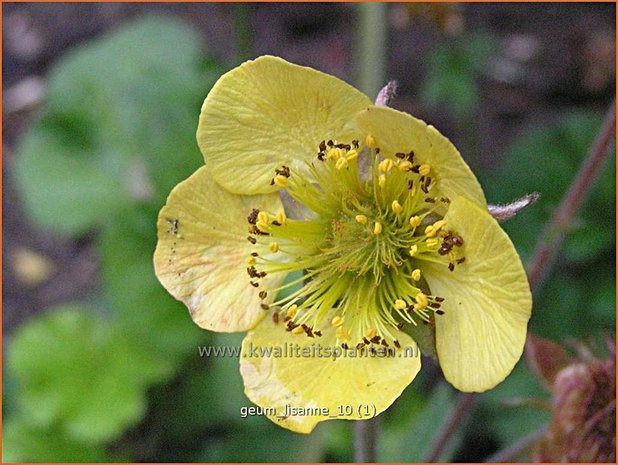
245;136;466;348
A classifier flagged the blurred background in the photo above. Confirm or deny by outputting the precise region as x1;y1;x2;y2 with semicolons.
2;3;615;462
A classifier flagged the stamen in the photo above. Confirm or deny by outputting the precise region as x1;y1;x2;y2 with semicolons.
273;174;288;187
394;299;407;310
366;134;377;148
391;200;403;214
409;216;422;227
379;159;394;173
286;305;298;318
355;214;368;225
331;316;344;327
419;164;431;176
374;222;383;235
269;242;280;253
291;326;305;335
412;269;421;281
378;174;386;188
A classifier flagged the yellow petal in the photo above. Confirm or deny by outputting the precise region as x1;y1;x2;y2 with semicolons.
422;197;531;392
356;106;486;207
154;166;285;332
197;56;372;195
240;317;421;433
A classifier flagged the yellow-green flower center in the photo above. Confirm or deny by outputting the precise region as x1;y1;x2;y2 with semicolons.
245;136;466;348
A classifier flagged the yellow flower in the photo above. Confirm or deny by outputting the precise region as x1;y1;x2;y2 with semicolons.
154;56;531;434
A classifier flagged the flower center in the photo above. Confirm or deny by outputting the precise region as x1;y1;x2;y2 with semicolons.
245;136;466;348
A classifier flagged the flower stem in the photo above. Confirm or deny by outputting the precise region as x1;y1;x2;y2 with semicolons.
424;392;478;461
356;3;388;98
354;417;379;462
527;99;616;293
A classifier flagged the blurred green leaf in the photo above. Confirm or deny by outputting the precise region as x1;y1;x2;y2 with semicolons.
421;34;497;118
379;383;459;462
482;360;550;445
484;111;612;262
7;305;163;444
3;419;113;462
99;207;205;364
13;128;128;234
14;15;224;234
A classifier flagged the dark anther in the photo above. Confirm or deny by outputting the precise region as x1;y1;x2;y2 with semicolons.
407;150;415;162
247;266;259;278
363;337;371;345
271;220;281;226
302;324;313;337
435;296;445;302
269;178;275;186
352;140;359;148
327;139;334;147
318;152;325;161
250;281;259;288
421;183;429;194
452;235;464;247
440;197;451;203
430;302;441;309
275;166;290;177
407;179;414;190
247;236;257;244
258;271;267;278
411;165;420;173
438;246;451;256
375;147;380;154
457;257;466;264
247;208;259;224
436;309;445;315
396;322;404;330
425;197;436;203
251;252;259;257
272;313;279;324
448;263;455;272
370;335;381;344
314;330;322;337
341;343;349;349
395;152;406;159
319;140;327;151
394;340;401;349
259;290;267;299
260;303;269;310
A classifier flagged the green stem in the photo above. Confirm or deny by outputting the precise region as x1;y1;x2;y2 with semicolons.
356;3;388;98
232;3;252;63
